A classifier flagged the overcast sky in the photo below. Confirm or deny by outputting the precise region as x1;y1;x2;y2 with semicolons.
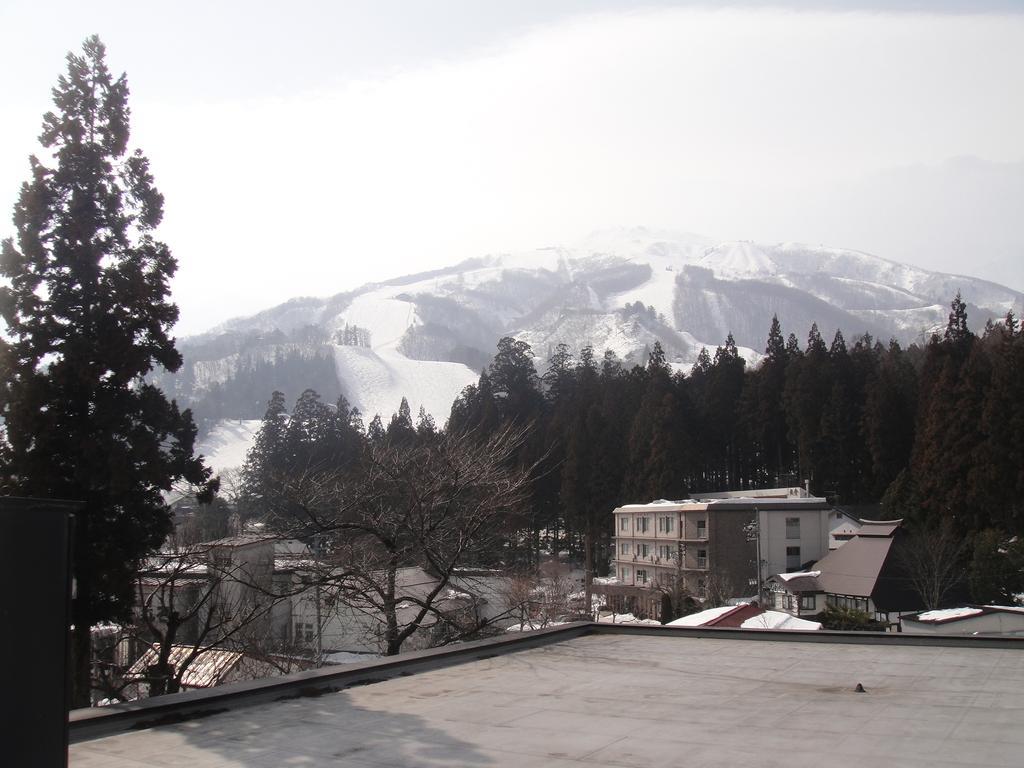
2;1;1022;335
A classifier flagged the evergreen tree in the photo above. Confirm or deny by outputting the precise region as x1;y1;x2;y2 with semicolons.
754;315;794;484
386;396;416;443
910;295;986;528
240;391;290;517
488;336;542;422
706;334;746;489
0;37;213;705
415;405;438;440
969;530;1024;604
862;340;917;498
783;323;830;491
367;414;386;443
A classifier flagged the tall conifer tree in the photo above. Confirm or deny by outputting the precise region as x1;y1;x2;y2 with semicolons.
0;37;213;704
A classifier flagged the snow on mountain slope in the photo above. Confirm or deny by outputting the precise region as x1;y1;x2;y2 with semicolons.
196;419;263;474
698;241;781;280
328;280;479;421
337;292;419;348
332;345;477;423
179;226;1023;442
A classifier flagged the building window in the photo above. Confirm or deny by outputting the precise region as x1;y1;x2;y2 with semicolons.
621;566;631;581
637;516;650;533
619;542;631;555
696;549;707;569
636;569;648;584
786;517;800;540
800;595;816;611
697;578;706;597
658;515;675;533
828;594;867;612
786;546;801;570
696;519;707;539
658;545;673;561
294;622;314;644
638;543;650;557
620;516;629;531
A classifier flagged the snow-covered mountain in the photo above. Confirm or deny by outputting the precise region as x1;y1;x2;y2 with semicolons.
182;227;1023;474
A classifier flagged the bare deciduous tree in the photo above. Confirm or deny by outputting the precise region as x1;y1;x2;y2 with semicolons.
280;425;537;655
898;521;968;611
129;544;286;696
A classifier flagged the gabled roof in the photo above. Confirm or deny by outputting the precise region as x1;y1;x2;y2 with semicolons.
813;533;894;598
768;570;822;593
667;603;820;630
809;520;922;611
667;602;762;628
740;611;822;631
855;520;903;537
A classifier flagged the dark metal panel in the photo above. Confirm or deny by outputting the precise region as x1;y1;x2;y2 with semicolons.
0;497;80;768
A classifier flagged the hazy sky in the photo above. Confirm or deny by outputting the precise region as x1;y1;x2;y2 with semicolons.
2;1;1022;335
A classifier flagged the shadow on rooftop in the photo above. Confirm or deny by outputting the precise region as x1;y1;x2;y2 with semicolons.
135;690;496;768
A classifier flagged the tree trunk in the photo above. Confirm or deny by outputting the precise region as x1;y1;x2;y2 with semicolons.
583;529;593;619
384;559;400;656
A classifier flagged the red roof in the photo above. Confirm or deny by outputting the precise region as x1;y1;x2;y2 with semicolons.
703;603;764;627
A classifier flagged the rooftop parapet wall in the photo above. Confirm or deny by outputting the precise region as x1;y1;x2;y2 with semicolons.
71;621;1024;744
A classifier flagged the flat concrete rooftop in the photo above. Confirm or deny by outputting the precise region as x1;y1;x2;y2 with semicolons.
71;631;1024;767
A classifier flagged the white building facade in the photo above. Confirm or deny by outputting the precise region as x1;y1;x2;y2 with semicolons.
612;488;845;600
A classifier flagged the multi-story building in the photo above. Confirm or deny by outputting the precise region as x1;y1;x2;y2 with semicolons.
611;487;847;600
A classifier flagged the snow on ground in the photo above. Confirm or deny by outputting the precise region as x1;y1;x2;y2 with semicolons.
740;611;822;631
196;419;263;475
698;241;781;281
609;239;708;321
916;607;985;622
336;291;419;349
666;605;740;627
329;282;479;423
596;613;661;626
332;345;477;424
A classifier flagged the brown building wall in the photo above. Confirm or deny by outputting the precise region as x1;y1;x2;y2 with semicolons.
707;509;758;600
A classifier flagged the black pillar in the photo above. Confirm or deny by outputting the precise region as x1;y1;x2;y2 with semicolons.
0;496;80;768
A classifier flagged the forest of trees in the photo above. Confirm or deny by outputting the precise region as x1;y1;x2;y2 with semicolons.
238;295;1023;598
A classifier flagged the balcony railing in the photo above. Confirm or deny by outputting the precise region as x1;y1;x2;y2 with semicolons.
613;553;708;571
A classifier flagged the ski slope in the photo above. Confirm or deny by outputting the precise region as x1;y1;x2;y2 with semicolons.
333;286;478;424
196;419;263;475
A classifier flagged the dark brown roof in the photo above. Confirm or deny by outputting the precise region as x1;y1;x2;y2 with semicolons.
812;524;923;612
768;572;822;593
814;535;894;598
704;602;764;627
855;521;903;537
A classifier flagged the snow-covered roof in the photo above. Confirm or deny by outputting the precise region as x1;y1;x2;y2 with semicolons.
126;645;243;689
666;605;740;627
775;570;821;582
616;495;829;513
740;611;822;631
914;607;984;623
